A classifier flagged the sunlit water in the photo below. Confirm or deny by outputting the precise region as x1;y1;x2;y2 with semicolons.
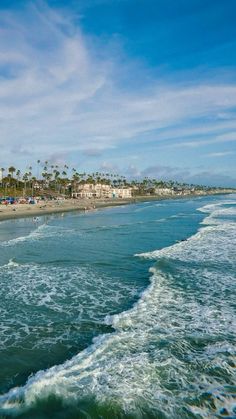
0;195;235;418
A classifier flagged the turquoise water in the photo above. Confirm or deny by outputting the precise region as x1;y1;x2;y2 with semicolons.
0;195;235;418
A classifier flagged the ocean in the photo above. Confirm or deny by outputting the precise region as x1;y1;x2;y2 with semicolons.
0;194;235;418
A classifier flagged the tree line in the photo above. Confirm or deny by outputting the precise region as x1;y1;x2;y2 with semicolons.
0;161;215;197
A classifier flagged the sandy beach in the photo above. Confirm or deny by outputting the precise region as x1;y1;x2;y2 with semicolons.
0;197;140;222
0;192;231;222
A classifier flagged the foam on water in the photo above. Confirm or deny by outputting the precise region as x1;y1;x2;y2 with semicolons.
138;201;236;266
0;198;235;418
197;200;236;213
0;262;139;352
200;203;236;226
0;223;79;247
133;202;165;212
4;259;20;267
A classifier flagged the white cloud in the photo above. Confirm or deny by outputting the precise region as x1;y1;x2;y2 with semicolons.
0;0;236;176
171;131;236;148
120;164;235;188
205;151;234;158
151;120;236;145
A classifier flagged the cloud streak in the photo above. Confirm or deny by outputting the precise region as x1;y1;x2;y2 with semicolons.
204;151;234;158
0;1;235;186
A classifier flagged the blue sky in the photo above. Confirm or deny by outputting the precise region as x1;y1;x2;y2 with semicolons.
0;0;236;186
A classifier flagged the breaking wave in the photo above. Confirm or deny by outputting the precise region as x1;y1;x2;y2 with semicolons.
0;198;235;418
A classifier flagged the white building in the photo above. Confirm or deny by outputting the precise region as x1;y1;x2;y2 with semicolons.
72;183;132;199
72;183;111;199
111;188;132;199
155;187;174;195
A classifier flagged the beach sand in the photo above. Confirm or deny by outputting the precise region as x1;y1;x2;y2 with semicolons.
0;198;138;221
0;192;230;222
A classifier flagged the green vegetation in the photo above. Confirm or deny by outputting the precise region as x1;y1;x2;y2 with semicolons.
0;161;233;198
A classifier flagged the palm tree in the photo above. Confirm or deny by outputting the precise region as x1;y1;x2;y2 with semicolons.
0;168;4;187
37;160;41;179
16;170;21;190
42;171;48;190
31;176;37;196
22;172;29;196
52;169;59;191
72;172;80;194
50;165;54;179
8;166;16;179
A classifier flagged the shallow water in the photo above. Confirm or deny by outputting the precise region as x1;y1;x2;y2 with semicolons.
0;195;235;418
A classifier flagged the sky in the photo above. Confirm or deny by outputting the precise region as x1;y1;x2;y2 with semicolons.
0;0;236;186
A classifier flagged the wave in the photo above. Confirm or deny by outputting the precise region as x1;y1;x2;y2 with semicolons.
3;259;20;268
0;224;78;247
0;261;140;353
197;200;236;214
137;200;236;266
198;201;236;227
0;198;236;418
0;224;47;246
133;202;165;212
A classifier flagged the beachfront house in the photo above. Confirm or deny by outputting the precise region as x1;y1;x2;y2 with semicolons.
111;188;132;199
72;183;132;199
154;187;174;196
72;183;111;199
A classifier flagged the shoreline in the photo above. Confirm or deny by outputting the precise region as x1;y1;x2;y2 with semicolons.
0;192;232;222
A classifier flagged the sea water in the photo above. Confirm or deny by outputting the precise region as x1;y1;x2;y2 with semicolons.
0;195;235;418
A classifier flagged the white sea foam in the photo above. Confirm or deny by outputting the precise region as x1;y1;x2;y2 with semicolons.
0;224;78;247
0;198;235;418
197;200;236;226
1;264;235;417
197;200;236;214
4;259;20;267
134;203;165;212
0;262;140;352
0;224;47;246
137;200;236;265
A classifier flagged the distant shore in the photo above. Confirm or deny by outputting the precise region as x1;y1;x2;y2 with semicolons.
0;192;233;222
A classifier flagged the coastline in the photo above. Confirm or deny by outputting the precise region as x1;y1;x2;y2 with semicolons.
0;198;133;222
0;192;232;222
0;193;235;418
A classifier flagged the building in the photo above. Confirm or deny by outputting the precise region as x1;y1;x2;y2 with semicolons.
155;187;174;195
111;188;132;199
72;183;111;199
72;183;132;199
